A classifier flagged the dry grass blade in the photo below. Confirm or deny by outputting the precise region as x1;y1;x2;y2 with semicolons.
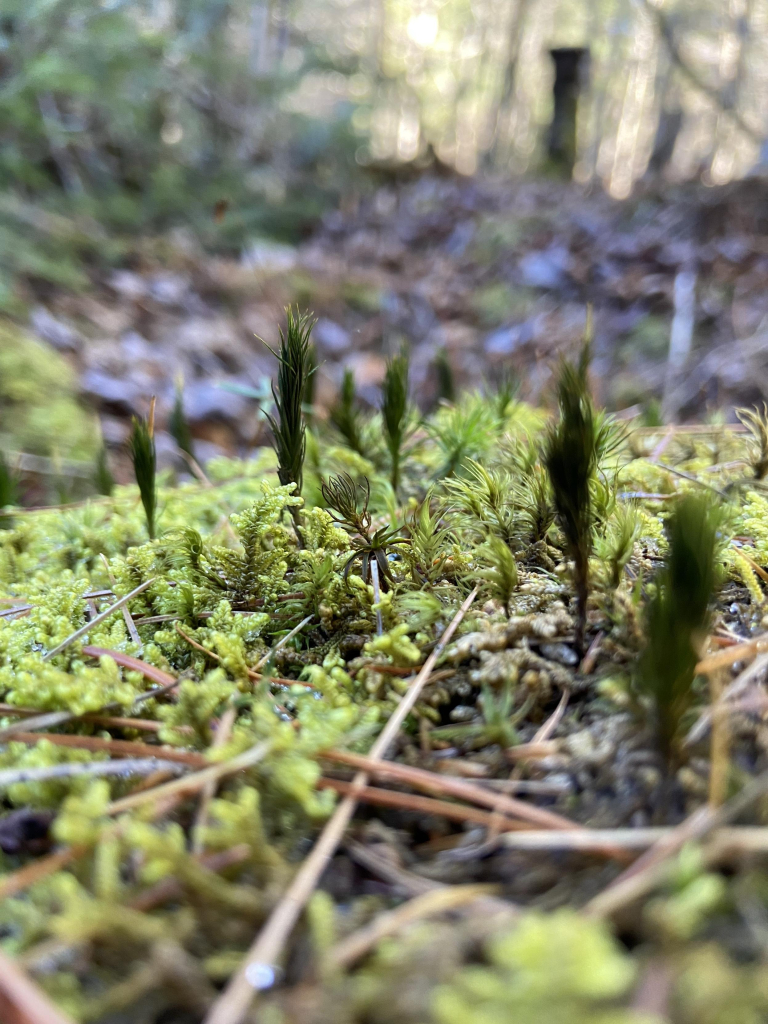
686;651;768;745
203;587;479;1024
695;633;768;674
106;740;272;816
327;884;497;970
100;554;142;651
0;946;76;1024
42;578;155;662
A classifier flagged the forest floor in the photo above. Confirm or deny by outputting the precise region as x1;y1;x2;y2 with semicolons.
16;171;768;474
4;175;768;1023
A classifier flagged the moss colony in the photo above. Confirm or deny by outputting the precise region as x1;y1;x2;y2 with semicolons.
4;330;768;1022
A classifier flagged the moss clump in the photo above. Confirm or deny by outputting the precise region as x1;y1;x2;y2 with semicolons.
0;321;98;460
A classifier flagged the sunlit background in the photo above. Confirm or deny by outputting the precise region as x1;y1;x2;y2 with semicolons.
2;0;766;273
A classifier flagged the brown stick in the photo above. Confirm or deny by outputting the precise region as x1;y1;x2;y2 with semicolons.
203;588;480;1024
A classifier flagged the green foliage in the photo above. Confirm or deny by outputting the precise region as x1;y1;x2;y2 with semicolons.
474;533;518;613
596;504;641;589
736;404;768;480
0;323;98;460
330;369;366;455
129;413;157;541
265;308;316;498
381;347;410;494
635;494;723;764
544;349;598;653
445;459;516;546
433;910;639;1024
428;398;496;479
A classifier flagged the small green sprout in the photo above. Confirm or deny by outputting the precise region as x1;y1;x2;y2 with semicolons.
635;493;722;765
129;399;157;540
543;349;597;654
381;346;410;495
475;533;518;614
329;368;365;455
322;472;409;590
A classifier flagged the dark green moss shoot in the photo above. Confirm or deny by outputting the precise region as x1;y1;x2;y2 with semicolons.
169;378;195;461
265;308;316;495
636;493;721;767
543;348;596;655
330;368;365;455
265;308;316;547
434;348;456;404
0;450;18;529
93;445;114;497
129;399;157;540
382;347;410;496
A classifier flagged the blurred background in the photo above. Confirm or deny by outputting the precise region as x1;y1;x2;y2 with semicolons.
3;0;768;497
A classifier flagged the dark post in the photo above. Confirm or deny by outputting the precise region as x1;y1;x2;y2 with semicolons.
547;47;590;176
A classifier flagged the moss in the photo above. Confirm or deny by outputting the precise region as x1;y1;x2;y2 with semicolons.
0;322;98;460
3;341;768;1022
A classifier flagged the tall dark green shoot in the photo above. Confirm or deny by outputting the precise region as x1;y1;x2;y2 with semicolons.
636;494;721;766
543;349;596;655
265;309;316;546
434;348;456;404
93;446;114;497
382;347;410;495
265;309;316;496
169;379;195;461
330;369;365;455
130;399;157;540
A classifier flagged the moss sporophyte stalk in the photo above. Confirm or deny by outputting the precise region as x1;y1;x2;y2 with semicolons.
3;309;768;1022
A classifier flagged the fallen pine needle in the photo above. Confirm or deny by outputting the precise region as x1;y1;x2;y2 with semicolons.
7;732;207;767
322;749;582;832
316;778;534;831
